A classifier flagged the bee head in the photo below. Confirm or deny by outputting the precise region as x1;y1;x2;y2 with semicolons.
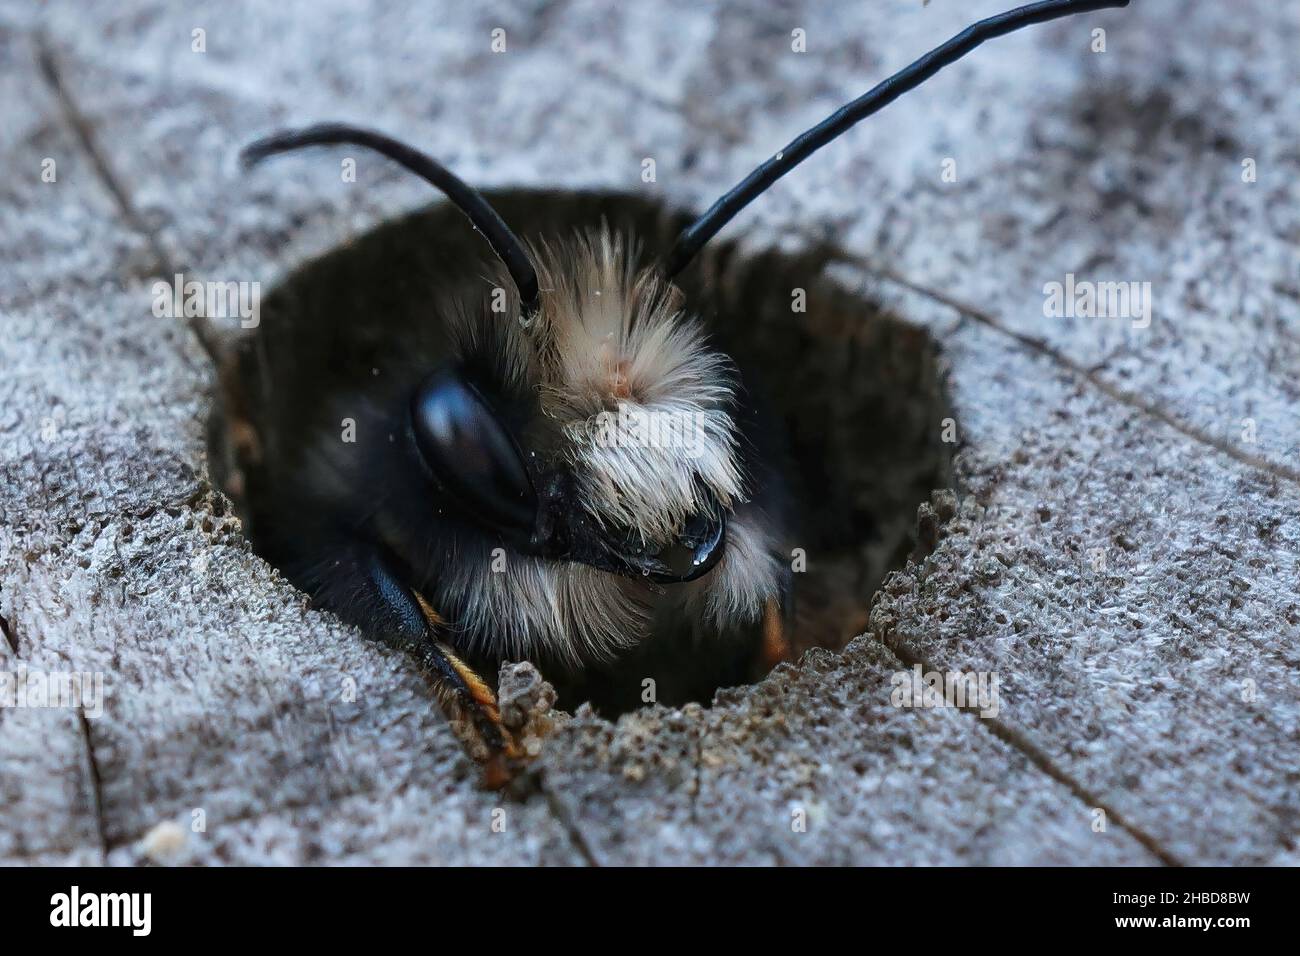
412;230;744;586
401;230;785;664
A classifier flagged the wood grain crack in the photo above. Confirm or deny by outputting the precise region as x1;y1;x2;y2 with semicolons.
805;240;1300;488
35;35;221;367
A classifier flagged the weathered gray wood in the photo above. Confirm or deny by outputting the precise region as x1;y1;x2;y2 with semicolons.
1;0;1295;864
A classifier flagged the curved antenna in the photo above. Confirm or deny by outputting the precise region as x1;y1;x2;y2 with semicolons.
242;123;540;315
663;0;1131;277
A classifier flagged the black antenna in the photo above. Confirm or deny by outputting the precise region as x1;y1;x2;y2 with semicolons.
242;123;540;315
663;0;1131;277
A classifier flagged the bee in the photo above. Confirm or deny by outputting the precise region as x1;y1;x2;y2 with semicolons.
227;0;1129;777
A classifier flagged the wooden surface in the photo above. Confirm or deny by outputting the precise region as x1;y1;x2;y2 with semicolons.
1;0;1296;865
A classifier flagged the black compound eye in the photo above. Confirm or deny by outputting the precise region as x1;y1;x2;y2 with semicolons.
411;370;536;531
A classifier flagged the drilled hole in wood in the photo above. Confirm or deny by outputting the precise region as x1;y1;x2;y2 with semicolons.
209;191;955;717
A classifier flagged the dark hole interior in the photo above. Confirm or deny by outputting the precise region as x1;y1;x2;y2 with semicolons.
209;190;954;717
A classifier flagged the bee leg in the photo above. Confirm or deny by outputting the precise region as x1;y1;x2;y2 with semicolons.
341;546;522;782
